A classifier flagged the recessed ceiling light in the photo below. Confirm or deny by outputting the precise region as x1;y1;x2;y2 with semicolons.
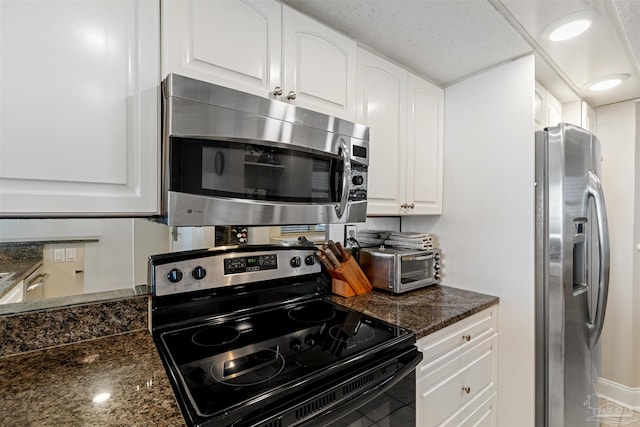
586;74;630;91
541;9;598;42
548;19;592;41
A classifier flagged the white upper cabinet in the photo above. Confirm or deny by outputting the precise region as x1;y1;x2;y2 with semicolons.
358;48;443;216
162;0;357;120
406;72;444;215
356;49;407;215
162;0;282;99
282;5;357;119
0;0;159;216
534;82;563;131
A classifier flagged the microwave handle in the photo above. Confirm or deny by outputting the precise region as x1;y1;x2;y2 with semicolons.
335;137;351;219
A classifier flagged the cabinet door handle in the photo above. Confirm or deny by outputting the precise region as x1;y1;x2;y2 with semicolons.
287;91;297;100
462;334;471;342
408;203;415;209
273;86;283;96
400;203;407;209
462;385;471;394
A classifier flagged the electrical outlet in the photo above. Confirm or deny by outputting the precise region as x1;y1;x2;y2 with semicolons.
344;225;357;247
65;247;77;262
54;248;65;263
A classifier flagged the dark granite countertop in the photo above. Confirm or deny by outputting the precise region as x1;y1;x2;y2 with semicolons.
0;286;498;426
0;329;183;426
329;285;499;340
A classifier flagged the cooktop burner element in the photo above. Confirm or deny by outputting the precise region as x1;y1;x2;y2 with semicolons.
210;346;285;387
149;245;421;427
192;326;241;347
288;301;336;323
329;323;375;344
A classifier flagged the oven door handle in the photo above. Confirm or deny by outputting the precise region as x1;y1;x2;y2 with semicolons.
299;348;423;426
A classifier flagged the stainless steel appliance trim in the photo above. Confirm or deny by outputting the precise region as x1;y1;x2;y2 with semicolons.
164;73;370;142
152;248;321;297
585;170;610;348
167;191;367;227
335;137;351;219
401;254;433;262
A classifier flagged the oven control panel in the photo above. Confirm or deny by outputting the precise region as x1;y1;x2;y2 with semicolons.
223;254;278;274
152;248;322;296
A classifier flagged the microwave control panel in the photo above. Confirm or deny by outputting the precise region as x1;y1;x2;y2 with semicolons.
349;163;368;202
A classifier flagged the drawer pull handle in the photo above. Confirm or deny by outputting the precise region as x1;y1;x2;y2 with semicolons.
462;386;471;394
462;334;471;342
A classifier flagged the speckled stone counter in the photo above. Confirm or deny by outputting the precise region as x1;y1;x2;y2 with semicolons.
0;329;183;426
0;285;498;426
329;285;499;339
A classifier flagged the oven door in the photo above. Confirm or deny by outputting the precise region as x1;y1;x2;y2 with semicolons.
236;345;422;427
165;136;367;226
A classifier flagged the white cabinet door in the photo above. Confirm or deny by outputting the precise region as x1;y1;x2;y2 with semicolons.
162;0;282;98
405;73;444;215
0;0;159;215
282;5;357;120
356;49;407;216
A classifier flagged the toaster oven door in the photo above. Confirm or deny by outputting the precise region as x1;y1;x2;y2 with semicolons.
397;252;436;292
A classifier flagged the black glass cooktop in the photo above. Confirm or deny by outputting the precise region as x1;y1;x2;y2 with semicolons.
159;298;407;417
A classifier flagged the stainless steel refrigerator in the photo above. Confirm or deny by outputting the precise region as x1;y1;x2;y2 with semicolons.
535;123;610;426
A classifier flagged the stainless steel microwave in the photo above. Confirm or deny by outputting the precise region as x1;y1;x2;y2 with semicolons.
359;247;442;294
160;74;369;227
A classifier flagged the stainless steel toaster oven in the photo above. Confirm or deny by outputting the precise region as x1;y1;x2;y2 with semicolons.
359;247;441;294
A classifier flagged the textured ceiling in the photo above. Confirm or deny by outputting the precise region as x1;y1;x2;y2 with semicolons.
612;0;640;73
282;0;640;107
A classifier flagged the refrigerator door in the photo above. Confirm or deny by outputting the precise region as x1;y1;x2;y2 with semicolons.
535;123;610;427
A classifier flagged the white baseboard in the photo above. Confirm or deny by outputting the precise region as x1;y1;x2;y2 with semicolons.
598;377;640;411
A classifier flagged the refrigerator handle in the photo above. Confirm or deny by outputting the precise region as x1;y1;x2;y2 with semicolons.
586;171;610;347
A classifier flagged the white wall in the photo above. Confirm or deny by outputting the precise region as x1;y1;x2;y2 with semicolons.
403;56;536;425
596;100;639;398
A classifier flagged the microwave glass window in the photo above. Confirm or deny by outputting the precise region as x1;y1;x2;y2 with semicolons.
171;138;343;203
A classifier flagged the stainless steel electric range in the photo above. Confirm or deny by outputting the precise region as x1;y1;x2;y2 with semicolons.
149;244;422;427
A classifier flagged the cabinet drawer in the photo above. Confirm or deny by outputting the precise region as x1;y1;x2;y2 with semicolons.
417;306;496;378
445;392;497;427
417;334;497;426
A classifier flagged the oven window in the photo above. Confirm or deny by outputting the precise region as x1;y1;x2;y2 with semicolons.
170;138;343;203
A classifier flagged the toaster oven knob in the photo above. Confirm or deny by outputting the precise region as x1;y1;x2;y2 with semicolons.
304;255;315;266
290;256;302;268
352;175;364;186
192;266;207;280
167;268;183;283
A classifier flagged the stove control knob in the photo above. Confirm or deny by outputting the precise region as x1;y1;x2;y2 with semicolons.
192;266;207;280
290;256;301;268
305;335;317;347
304;255;315;266
290;339;302;352
167;268;183;283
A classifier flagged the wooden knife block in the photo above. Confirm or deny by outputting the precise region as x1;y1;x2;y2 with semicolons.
328;256;373;298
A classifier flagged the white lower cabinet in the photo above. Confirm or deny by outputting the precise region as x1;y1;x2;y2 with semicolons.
416;306;498;427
